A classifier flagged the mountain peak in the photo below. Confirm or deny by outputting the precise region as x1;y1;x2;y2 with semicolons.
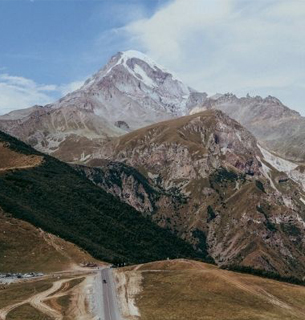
0;50;208;162
120;49;154;62
118;50;169;73
82;49;182;91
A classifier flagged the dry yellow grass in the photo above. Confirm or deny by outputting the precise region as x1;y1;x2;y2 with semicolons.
0;211;99;273
0;278;54;309
127;259;305;320
6;303;52;320
0;142;43;172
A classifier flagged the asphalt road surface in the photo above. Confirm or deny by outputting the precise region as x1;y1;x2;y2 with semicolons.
100;268;122;320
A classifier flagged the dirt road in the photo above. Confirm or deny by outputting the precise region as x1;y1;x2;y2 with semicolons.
0;272;92;320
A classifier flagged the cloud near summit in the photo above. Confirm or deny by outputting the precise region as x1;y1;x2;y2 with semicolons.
124;0;305;114
0;74;84;115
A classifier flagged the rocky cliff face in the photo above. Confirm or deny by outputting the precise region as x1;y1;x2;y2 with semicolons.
74;160;159;214
0;51;206;162
190;93;305;162
85;110;305;278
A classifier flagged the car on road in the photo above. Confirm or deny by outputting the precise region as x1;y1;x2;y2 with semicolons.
103;279;107;284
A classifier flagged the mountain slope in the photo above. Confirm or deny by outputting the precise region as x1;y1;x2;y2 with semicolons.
0;209;98;273
0;130;202;266
119;260;305;320
0;51;206;162
87;110;305;278
190;93;305;162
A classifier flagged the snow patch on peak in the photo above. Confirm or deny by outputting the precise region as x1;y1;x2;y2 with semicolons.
120;50;186;84
121;50;168;73
133;64;156;88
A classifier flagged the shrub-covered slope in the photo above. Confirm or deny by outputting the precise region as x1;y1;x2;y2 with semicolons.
0;131;201;265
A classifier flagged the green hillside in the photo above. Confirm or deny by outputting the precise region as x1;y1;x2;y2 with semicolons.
0;131;202;264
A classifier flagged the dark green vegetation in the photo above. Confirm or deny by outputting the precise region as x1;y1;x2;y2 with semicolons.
206;205;216;222
256;204;277;232
208;167;245;201
0;131;202;264
255;180;266;193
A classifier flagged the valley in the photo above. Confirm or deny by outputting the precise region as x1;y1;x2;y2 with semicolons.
3;259;305;320
0;46;304;320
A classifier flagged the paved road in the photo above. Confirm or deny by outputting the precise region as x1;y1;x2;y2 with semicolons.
100;268;122;320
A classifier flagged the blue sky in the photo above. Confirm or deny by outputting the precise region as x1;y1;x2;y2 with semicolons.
1;0;305;115
0;0;165;87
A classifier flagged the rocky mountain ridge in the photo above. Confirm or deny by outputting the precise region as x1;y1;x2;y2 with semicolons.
190;93;305;162
82;110;305;278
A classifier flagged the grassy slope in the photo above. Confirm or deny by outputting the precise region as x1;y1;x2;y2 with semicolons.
0;131;201;265
0;279;54;309
7;304;52;320
126;260;305;320
0;211;100;273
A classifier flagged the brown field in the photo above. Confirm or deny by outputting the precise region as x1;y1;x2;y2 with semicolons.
124;259;305;320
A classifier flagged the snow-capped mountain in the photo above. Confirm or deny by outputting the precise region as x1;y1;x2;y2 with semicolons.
0;50;206;162
2;50;303;168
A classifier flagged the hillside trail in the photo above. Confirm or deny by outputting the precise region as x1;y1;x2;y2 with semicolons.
27;279;65;319
45;274;94;320
0;279;64;320
0;274;89;320
0;164;40;172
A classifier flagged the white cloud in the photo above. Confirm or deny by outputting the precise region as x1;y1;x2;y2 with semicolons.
59;80;84;96
0;74;85;115
125;0;305;114
0;74;55;115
